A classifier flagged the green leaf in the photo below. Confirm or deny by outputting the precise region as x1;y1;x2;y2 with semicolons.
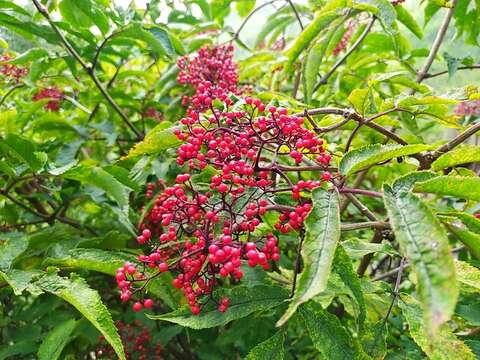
445;224;480;259
44;248;136;276
36;273;125;360
383;185;457;333
395;5;423;38
0;0;31;16
148;27;175;57
353;0;396;29
332;246;366;328
4;48;48;64
299;302;368;359
391;171;438;193
149;285;288;329
399;294;475;360
304;31;332;102
255;15;293;48
0;134;44;171
236;0;256;17
340;144;431;176
244;330;285;360
63;165;130;207
0;269;42;295
0;235;28;271
38;318;77;360
277;187;340;326
59;0;93;28
431;145;480;170
285;11;338;71
455;260;480;291
443;52;461;77
342;239;397;258
125;123;181;158
414;176;480;201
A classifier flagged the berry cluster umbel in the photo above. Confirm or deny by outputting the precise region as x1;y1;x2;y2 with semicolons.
32;87;64;111
0;54;28;83
118;45;334;315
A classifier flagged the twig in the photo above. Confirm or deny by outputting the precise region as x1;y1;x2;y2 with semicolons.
429;121;480;162
413;0;458;87
424;65;480;79
339;188;383;198
341;221;389;231
383;257;406;325
313;16;376;92
31;0;143;139
0;84;25;107
233;0;280;41
343;193;378;220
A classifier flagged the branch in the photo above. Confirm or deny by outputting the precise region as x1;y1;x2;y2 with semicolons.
0;84;25;107
357;229;384;276
313;16;376;92
413;0;458;86
342;192;379;220
341;221;389;231
31;0;143;139
429;121;480;162
233;0;280;41
424;65;480;79
339;187;383;198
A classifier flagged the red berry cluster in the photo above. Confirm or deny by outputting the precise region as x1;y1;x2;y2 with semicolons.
391;0;405;5
32;87;64;111
96;320;161;360
454;100;480;117
332;21;355;56
177;44;240;111
118;94;334;315
0;54;28;83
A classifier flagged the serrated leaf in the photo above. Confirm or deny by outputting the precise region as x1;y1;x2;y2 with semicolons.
244;330;285;360
59;0;93;28
431;145;480;170
399;294;475;360
149;285;288;329
353;0;396;29
391;171;438;193
299;302;368;359
285;11;338;71
455;260;480;291
0;269;42;295
254;15;293;48
414;176;480;201
36;273;125;360
340;144;431;176
277;188;340;326
445;224;480;260
38;318;77;360
342;239;398;258
0;235;28;271
0;134;43;171
395;5;423;38
383;185;457;333
304;35;331;102
44;248;136;275
125;123;181;158
332;245;366;329
63;165;130;207
148;27;175;57
3;48;48;64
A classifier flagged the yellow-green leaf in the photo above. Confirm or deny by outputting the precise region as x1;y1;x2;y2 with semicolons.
414;176;480;201
431;145;480;171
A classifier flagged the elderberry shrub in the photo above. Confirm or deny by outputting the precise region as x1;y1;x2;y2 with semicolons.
117;97;334;315
0;54;29;83
96;320;161;360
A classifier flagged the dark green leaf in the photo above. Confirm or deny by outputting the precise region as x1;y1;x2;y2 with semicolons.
244;330;285;360
38;318;77;360
36;273;126;360
383;185;457;333
414;176;480;201
277;188;340;326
